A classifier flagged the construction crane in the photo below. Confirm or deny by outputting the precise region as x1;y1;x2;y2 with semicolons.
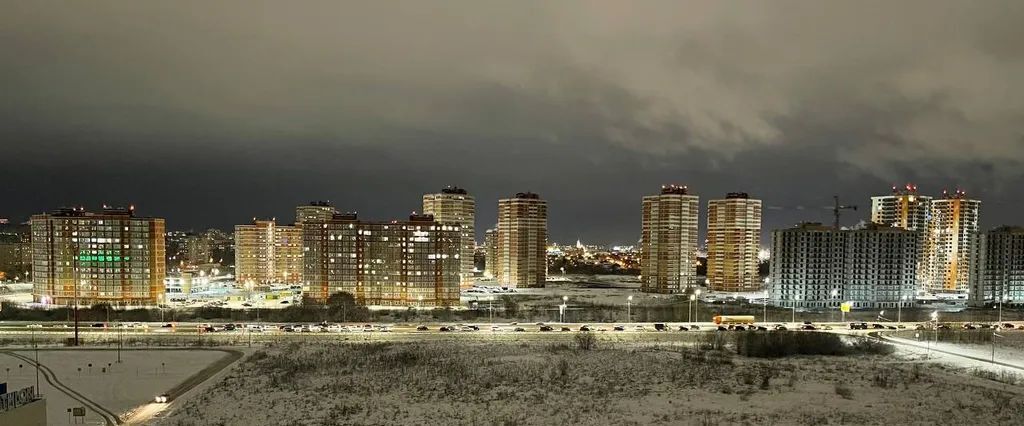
833;195;857;230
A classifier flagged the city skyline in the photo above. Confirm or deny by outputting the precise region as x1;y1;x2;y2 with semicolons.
3;2;1024;244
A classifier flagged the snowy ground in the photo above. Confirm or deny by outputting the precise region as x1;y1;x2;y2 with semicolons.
159;339;1024;426
0;349;230;425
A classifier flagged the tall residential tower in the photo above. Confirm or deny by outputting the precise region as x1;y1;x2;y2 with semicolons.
495;193;547;288
870;184;933;289
423;186;476;289
927;190;980;293
641;185;699;294
706;193;762;293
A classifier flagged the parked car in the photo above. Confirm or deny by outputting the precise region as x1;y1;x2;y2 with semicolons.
579;325;591;332
653;323;667;331
774;324;788;331
416;325;429;331
677;326;689;331
513;327;526;332
560;327;571;332
634;325;646;332
539;325;554;332
689;325;700;330
801;324;816;331
613;325;625;331
1002;323;1016;329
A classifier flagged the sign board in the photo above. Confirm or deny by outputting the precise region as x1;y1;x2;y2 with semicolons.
72;407;86;417
840;302;851;313
0;386;36;413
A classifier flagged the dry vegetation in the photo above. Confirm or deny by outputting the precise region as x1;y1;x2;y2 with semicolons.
162;336;1024;426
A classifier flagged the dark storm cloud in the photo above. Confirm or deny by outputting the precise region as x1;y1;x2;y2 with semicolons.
2;1;1023;243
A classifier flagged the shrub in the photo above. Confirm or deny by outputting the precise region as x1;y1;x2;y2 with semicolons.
834;384;854;399
574;331;597;351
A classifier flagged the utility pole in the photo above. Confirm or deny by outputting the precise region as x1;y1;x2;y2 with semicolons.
833;195;858;230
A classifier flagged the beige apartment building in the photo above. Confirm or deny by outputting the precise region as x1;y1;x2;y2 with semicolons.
707;193;762;292
422;186;476;289
495;192;547;288
301;213;462;306
30;206;166;306
641;185;699;294
928;190;980;293
234;219;302;286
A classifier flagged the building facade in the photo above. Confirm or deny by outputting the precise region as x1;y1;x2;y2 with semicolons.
422;186;476;289
484;227;497;278
641;185;699;294
495;193;547;288
927;190;980;293
302;213;461;306
30;206;166;306
234;219;303;286
706;193;762;292
970;226;1024;305
769;223;918;309
0;221;30;281
870;183;933;289
295;201;337;225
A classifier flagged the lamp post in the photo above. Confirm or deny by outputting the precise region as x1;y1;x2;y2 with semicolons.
830;289;838;323
898;295;907;325
694;289;702;323
763;278;769;323
791;295;800;324
688;294;695;323
627;295;633;323
560;296;568;323
998;295;1008;324
928;311;938;359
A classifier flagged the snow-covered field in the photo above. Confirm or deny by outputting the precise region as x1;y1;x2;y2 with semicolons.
159;339;1024;425
0;349;230;425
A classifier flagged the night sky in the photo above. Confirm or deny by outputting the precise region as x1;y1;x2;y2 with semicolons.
3;2;1023;245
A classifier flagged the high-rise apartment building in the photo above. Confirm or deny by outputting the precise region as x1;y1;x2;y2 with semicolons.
769;223;917;309
970;226;1024;305
871;184;933;288
927;190;980;293
234;219;303;286
641;185;699;294
484;227;497;278
423;186;475;289
495;193;547;288
30;206;166;306
302;213;461;306
706;193;762;292
0;221;30;281
295;201;337;225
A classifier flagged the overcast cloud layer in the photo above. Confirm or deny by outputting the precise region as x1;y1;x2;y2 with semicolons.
2;1;1023;244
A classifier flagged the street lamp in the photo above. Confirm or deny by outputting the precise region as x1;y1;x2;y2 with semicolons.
694;289;702;323
627;295;633;323
763;278;770;323
689;294;696;323
830;289;839;322
560;296;568;323
792;294;801;324
928;311;939;359
998;294;1009;324
898;295;908;324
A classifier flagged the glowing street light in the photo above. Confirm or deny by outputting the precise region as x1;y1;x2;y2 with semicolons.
560;296;568;323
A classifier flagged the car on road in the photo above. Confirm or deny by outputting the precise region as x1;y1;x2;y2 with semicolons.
560;327;571;332
26;324;43;328
690;325;700;330
242;302;252;307
416;325;429;331
937;324;952;330
717;326;728;331
613;325;625;331
734;325;747;331
1003;323;1016;329
154;394;169;403
280;300;290;304
800;324;816;331
579;325;591;332
774;324;787;331
491;325;502;332
539;325;554;332
513;327;526;332
653;323;667;331
756;326;769;331
849;322;868;330
678;326;689;331
634;325;646;332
